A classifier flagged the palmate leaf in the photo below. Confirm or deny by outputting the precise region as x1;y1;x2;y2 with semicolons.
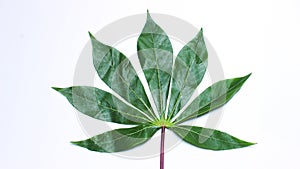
53;11;255;156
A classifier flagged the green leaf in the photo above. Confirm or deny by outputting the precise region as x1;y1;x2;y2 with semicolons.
53;11;255;157
170;125;255;150
174;74;251;124
52;86;152;124
137;11;173;117
89;32;157;120
167;29;208;120
72;125;159;153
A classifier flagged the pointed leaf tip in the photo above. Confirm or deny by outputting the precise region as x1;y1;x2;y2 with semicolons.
197;28;204;38
240;73;252;82
146;10;152;20
200;28;204;37
71;141;80;146
70;141;77;144
246;72;252;78
51;87;62;92
70;141;89;149
88;31;95;39
248;142;257;146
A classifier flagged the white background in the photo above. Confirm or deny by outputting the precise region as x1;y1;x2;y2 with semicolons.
1;0;299;168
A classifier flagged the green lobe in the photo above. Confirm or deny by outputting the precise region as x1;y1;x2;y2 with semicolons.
174;74;251;124
89;33;156;120
167;29;208;120
137;11;173;117
171;125;255;150
71;125;159;152
52;86;151;124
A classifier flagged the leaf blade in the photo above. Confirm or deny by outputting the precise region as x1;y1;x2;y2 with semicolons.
89;32;157;120
167;29;208;120
52;86;151;124
137;12;173;116
72;125;159;153
174;73;251;124
170;125;255;150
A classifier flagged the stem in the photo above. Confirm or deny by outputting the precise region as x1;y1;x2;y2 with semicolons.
160;126;165;169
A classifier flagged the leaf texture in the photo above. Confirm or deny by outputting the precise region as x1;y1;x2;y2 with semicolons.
167;29;208;120
137;11;173;117
171;125;255;150
174;74;251;124
89;33;157;120
72;125;159;152
52;86;151;124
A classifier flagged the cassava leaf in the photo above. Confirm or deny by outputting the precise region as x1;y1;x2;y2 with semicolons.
170;125;255;150
72;125;159;153
53;11;255;161
137;11;173;117
174;73;251;124
52;86;151;124
167;29;208;120
89;32;157;120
